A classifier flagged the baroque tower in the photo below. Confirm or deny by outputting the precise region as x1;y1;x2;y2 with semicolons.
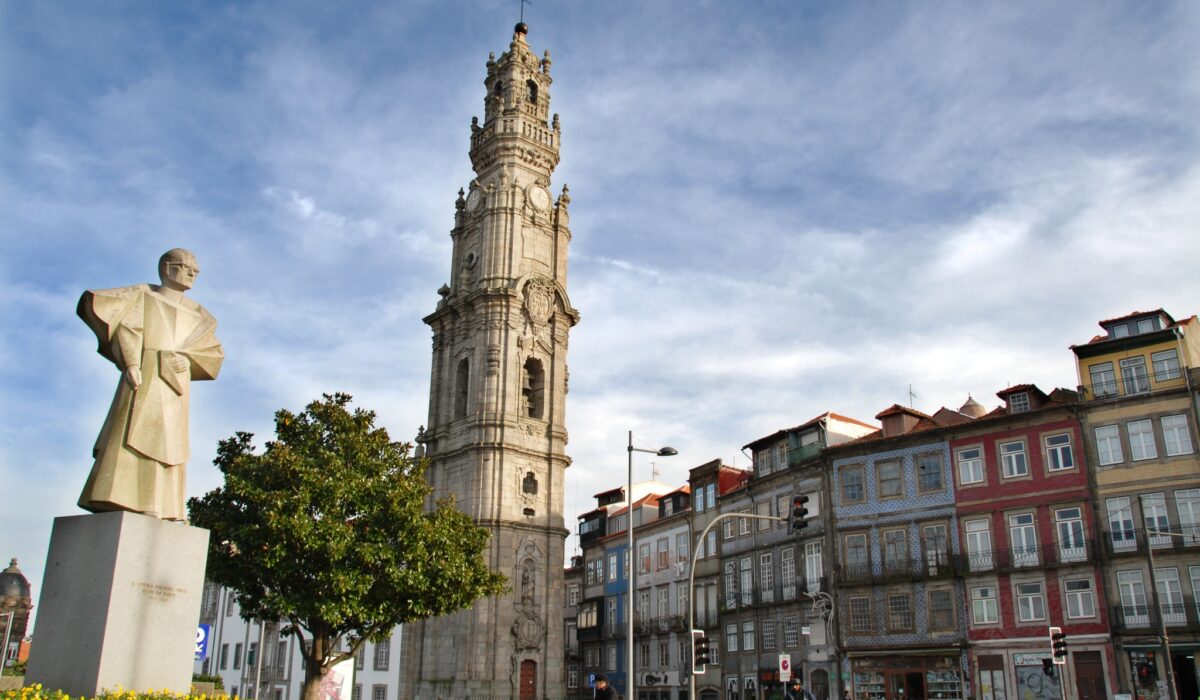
405;22;577;700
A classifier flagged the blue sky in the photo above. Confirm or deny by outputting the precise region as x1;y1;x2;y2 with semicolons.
3;1;1199;623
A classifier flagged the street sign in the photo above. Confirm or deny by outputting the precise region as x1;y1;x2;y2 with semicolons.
778;653;792;683
801;625;811;636
195;624;211;660
588;673;596;688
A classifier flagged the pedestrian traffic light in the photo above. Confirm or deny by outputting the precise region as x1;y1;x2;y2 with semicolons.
692;629;711;675
790;495;810;533
1041;658;1054;677
1051;627;1067;662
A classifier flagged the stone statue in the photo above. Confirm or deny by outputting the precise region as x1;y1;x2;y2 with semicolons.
77;248;223;521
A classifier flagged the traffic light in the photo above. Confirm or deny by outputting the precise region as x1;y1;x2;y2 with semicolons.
1048;626;1067;664
1136;660;1153;686
692;629;711;675
790;495;810;533
1041;658;1054;677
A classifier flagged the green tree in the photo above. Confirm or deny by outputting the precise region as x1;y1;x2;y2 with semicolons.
189;393;507;700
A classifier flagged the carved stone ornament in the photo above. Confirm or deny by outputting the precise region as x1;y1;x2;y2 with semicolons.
526;184;551;211
465;187;483;214
523;278;555;325
510;608;545;651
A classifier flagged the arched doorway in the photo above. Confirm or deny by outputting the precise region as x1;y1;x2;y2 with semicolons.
519;659;537;700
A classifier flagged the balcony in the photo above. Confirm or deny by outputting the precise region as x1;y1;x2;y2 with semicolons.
957;540;1094;573
1111;598;1200;632
1079;372;1186;402
1102;527;1200;556
788;442;821;467
839;552;959;583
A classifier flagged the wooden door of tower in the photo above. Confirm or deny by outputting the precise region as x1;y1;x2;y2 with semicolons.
519;660;537;700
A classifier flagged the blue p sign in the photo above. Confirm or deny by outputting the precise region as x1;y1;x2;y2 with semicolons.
195;624;211;660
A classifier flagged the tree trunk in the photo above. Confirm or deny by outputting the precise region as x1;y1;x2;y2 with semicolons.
301;662;325;700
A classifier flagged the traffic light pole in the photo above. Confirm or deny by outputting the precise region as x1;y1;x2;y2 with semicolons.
1141;513;1180;700
688;512;787;700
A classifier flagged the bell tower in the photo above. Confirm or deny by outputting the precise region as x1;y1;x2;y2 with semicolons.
406;22;577;700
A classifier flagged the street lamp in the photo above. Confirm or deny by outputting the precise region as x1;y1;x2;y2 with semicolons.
627;431;677;700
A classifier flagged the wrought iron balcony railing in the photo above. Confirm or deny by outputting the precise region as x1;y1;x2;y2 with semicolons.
1102;526;1200;555
1079;372;1185;402
1111;598;1200;631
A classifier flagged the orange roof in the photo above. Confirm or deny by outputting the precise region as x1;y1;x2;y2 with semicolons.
1098;308;1172;326
875;404;931;420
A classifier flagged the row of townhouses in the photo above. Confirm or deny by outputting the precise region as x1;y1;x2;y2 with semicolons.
562;308;1200;700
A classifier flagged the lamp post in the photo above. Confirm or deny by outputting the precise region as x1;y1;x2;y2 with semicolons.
627;431;677;700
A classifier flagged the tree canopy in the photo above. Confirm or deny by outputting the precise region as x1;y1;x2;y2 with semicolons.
188;393;507;699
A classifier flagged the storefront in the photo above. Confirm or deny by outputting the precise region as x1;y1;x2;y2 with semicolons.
849;653;964;700
1124;646;1200;700
972;642;1112;700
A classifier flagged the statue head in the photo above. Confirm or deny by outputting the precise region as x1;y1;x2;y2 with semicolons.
158;248;199;292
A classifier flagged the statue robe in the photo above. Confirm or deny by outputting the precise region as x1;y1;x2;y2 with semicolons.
77;284;223;520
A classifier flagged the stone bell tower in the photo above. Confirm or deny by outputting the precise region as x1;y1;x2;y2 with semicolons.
405;22;577;700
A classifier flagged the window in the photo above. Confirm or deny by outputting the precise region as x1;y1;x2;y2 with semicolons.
841;466;864;503
706;483;716;509
739;557;753;606
724;561;737;608
776;494;790;529
1176;490;1200;543
657;587;669;618
849;597;872;632
567;668;579;689
568;584;580;606
1065;579;1096;619
454;358;470;418
1163;415;1194;456
371;685;386;700
756;501;771;531
709;638;720;666
1016;582;1046;621
1095;425;1123;465
607;597;617;626
725;624;738;653
522;358;544;418
607;643;617;670
780;547;796;600
676;533;689;563
759;553;774;601
1009;392;1030;413
917;453;943;492
1107;497;1136;550
1000;441;1028;478
1121;357;1150;394
971;587;998;624
739;509;751;536
1090;362;1117;397
234;643;243;670
1117;570;1148;625
607;554;617;581
1055;507;1087;562
762;620;777;650
883;529;908;574
639;543;651;573
1143;493;1171;546
277;641;288;670
677;585;689;620
639;641;649;667
783;616;800;646
964;523;993;571
929;589;955;630
356;645;365;670
1113;324;1130;338
220;643;229;670
1129;420;1157;460
706;531;717;560
373;638;389;670
877;461;902;499
923;524;949;571
1009;513;1037;566
656;538;669;569
957;447;984;484
637;591;649;620
1045;433;1074;471
658;639;669;667
723;518;736;540
352;686;362;700
887;594;913;631
742;621;755;651
1153;349;1181;381
844;534;868;575
805;541;824;591
1138;318;1157;334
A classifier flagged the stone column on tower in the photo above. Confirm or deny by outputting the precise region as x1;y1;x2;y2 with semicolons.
403;22;578;700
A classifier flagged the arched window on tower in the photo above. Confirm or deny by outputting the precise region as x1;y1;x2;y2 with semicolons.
526;80;538;104
454;358;470;419
522;358;544;419
494;81;504;101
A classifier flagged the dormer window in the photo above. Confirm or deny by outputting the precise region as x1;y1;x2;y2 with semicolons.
1009;392;1030;414
1112;325;1129;338
1137;318;1156;334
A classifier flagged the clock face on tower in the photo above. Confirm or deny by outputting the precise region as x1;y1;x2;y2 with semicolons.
527;185;551;211
465;188;483;213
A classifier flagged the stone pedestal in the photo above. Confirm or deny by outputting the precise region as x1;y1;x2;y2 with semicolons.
26;511;209;697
